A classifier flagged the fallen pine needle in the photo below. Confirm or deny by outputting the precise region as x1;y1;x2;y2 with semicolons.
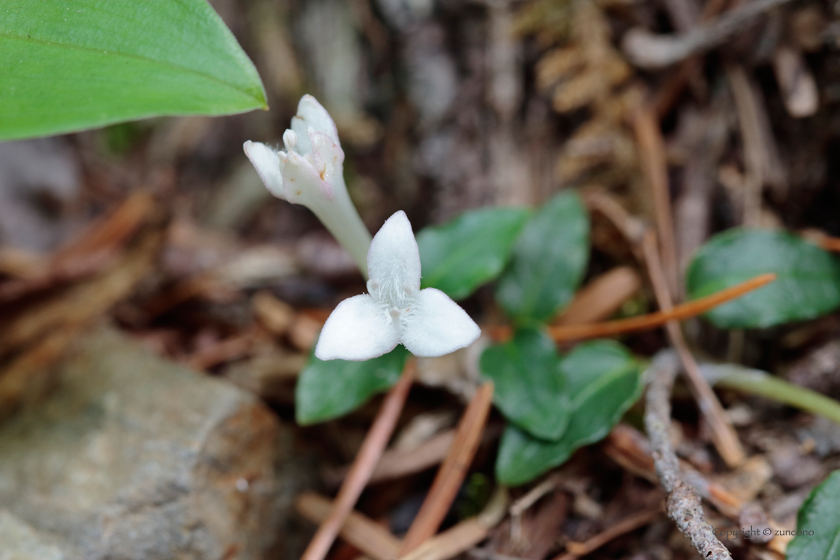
399;486;509;560
555;507;663;560
547;272;775;341
299;361;416;560
399;382;495;555
490;272;775;342
296;492;401;560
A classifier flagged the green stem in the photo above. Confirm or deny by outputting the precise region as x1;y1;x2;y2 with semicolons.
702;364;840;426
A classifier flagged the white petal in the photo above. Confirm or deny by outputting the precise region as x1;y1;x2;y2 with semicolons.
291;95;339;154
367;211;421;292
282;151;333;204
243;141;284;199
315;294;399;361
307;131;345;186
401;288;481;357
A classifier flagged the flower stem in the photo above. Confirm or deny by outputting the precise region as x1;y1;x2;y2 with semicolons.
702;363;840;426
311;177;372;279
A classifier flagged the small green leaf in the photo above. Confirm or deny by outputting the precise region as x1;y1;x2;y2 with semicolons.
479;327;570;441
686;229;840;329
788;470;840;560
296;346;409;425
496;341;642;486
496;192;589;324
418;207;530;300
0;0;267;140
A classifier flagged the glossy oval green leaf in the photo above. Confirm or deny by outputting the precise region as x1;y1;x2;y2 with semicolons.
686;229;840;329
296;346;409;425
418;207;530;300
788;470;840;560
496;340;642;486
496;192;589;324
479;327;569;441
0;0;267;140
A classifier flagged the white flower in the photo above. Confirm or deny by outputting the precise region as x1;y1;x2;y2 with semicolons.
243;95;372;275
315;211;481;361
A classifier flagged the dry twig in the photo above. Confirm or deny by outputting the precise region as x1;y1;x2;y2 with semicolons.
400;486;509;560
644;354;733;559
642;232;746;467
300;361;416;560
399;382;495;555
633;104;679;297
622;0;796;69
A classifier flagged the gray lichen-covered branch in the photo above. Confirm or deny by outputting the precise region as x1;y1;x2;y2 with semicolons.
644;353;733;560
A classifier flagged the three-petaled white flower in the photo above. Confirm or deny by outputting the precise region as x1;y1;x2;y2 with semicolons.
243;95;371;275
315;211;481;361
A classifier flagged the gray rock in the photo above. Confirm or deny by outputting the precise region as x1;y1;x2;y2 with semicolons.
0;326;284;559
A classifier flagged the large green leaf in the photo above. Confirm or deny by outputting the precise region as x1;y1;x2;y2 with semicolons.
496;341;642;486
296;346;409;425
686;229;840;329
0;0;267;140
495;192;589;324
479;327;570;441
418;207;530;300
788;471;840;560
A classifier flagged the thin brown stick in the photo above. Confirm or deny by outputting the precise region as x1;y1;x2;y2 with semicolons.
604;424;741;519
725;65;764;226
548;273;774;341
326;430;456;487
645;355;732;559
399;382;495;555
633;104;679;297
553;507;663;560
296;492;401;560
399;486;509;560
642;232;746;467
300;361;416;560
490;273;775;343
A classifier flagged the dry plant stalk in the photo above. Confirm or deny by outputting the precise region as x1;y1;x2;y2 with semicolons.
299;361;416;560
642;232;746;467
399;382;495;555
633;104;678;297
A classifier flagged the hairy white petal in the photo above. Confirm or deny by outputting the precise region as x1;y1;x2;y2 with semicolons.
401;288;481;357
243;141;284;199
291;95;339;154
315;294;399;361
367;211;421;295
